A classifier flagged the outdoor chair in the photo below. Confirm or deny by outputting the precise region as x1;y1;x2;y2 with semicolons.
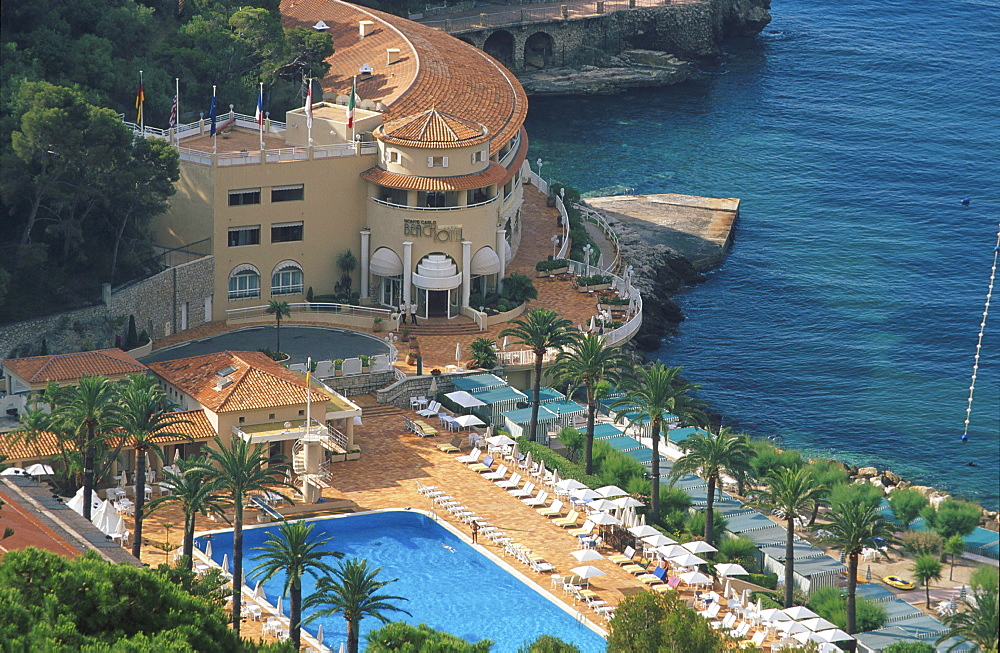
482;464;508;481
537;499;563;517
468;455;495;473
509;482;535;498
495;473;521;490
455;447;481;464
523;490;549;507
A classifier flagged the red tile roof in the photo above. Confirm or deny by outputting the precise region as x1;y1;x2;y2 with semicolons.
2;349;148;384
379;108;489;148
148;351;325;413
281;0;528;155
362;162;509;191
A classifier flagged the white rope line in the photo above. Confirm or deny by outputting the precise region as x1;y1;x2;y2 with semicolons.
962;222;1000;441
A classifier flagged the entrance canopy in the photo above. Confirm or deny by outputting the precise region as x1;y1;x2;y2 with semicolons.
370;247;403;276
471;246;502;275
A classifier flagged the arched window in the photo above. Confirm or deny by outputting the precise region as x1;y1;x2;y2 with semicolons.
271;260;303;296
228;264;261;300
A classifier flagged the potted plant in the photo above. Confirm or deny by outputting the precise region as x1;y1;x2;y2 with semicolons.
535;258;570;278
346;446;361;461
334;359;344;377
430;368;442;376
405;349;418;365
373;316;383;332
359;355;372;373
400;328;411;343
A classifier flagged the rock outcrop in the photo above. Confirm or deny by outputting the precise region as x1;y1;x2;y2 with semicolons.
518;51;692;96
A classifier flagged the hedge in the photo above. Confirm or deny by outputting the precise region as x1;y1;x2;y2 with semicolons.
536;258;571;272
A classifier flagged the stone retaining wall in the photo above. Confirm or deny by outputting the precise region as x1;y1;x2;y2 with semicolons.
0;257;214;359
319;370;397;397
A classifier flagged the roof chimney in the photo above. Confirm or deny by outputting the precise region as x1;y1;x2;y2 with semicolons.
387;48;400;65
359;20;375;38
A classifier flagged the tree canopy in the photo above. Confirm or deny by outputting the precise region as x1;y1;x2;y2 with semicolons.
606;590;729;652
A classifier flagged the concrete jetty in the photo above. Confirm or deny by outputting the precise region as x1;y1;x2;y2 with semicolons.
583;193;739;270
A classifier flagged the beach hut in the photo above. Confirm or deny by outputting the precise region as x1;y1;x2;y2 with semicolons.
470;385;527;424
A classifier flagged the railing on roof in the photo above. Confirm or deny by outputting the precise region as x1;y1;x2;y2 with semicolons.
370;195;499;211
418;0;691;33
498;130;522;168
497;347;560;367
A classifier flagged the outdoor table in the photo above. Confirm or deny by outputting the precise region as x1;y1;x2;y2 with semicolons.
107;488;126;500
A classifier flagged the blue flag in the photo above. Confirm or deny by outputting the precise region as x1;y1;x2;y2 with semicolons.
209;93;217;136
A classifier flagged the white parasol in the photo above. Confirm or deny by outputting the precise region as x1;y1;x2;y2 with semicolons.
502;336;509;351
595;485;628;498
570;488;601;502
0;467;25;476
628;525;660;538
25;463;54;475
682;540;717;555
276;596;284;618
455;342;462;366
317;624;324;644
656;544;688;559
555;479;586;492
205;540;213;560
587;499;618;512
590;512;620;526
778;621;809;635
800;617;837;632
254;581;265;601
678;571;711;586
814;629;853;643
784;605;818;620
570;549;604;562
668;553;707;567
428;376;438;395
759;608;791;623
453;414;485;428
642;533;676;548
221;553;230;575
569;565;606;580
715;563;749;577
486;434;515;447
612;496;644;509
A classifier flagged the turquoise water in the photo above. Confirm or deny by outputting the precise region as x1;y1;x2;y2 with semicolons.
525;0;1000;508
196;511;606;652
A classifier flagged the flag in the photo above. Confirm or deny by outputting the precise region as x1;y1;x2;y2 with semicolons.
135;81;145;123
346;76;356;129
209;89;217;136
255;87;264;129
304;80;313;130
169;93;178;128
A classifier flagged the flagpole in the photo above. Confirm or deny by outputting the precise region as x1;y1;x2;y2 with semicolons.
212;85;217;155
351;76;357;151
175;77;180;145
138;70;145;134
258;82;264;151
306;78;313;146
305;357;312;437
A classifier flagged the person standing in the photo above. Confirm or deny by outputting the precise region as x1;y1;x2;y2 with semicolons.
470;519;479;544
399;303;407;324
408;301;419;326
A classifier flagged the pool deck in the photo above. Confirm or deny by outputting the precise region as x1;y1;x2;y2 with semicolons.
135;400;785;648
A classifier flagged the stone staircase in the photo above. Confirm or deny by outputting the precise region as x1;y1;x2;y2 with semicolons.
354;393;403;418
397;316;482;336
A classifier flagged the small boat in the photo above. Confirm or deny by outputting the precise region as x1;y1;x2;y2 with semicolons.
882;576;916;591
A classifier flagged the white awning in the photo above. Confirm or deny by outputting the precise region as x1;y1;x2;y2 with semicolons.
502;238;512;263
471;247;502;276
444;390;486;408
369;247;403;277
231;263;260;276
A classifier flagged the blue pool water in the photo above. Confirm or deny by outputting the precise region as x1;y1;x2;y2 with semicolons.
196;511;606;652
525;0;1000;508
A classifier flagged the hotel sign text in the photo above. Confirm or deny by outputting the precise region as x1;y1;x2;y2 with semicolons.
404;220;463;242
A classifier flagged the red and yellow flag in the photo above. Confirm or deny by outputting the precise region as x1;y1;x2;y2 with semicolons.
135;82;145;123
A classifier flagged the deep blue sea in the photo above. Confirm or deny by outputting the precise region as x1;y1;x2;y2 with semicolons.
525;0;1000;509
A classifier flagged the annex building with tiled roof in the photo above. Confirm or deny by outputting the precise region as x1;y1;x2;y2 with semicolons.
151;0;529;322
2;348;148;396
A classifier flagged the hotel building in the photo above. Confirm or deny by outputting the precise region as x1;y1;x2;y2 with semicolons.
154;0;529;322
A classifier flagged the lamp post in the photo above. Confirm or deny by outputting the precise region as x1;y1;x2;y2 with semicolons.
551;234;560;258
583;244;593;272
536;157;543;178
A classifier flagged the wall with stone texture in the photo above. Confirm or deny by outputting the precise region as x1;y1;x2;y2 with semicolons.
0;257;214;360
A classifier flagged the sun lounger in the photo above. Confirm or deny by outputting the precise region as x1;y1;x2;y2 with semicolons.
523;490;549;507
537;499;563;517
468;455;495;473
456;447;481;464
740;630;767;648
728;621;751;639
622;559;652;575
638;566;668;586
482;464;508;481
608;545;636;565
698;602;721;619
553;510;580;527
495;473;521;490
568;520;595;537
713;612;737;631
413;420;438;437
509;482;535;498
436;435;463;453
417;401;442;417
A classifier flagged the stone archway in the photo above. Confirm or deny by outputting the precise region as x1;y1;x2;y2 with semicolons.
457;36;476;47
524;31;554;69
483;30;515;68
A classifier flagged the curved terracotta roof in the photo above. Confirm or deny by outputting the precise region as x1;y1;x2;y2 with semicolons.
280;0;527;155
362;162;509;191
379;108;489;148
3;348;147;384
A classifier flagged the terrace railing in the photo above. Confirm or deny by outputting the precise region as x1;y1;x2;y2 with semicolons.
418;0;695;33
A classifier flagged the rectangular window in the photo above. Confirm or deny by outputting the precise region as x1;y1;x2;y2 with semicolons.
388;151;401;164
426;156;449;168
228;226;260;247
472;150;485;164
228;188;261;206
271;184;304;202
271;221;304;243
228;271;260;300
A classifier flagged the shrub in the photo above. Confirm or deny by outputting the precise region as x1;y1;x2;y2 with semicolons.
577;274;612;287
969;565;999;591
518;634;580;653
921;499;982;540
557;427;585;463
516;436;601;488
750;590;784;609
888;488;929;529
606;590;728;652
748;573;779;590
749;440;803;479
883;643;936;653
829;482;883;513
125;314;139;349
501;273;538;305
468;337;498;369
901;530;943;557
535;259;570;272
686;511;729;545
717;535;760;571
601;296;631;306
808;586;887;632
366;622;492;652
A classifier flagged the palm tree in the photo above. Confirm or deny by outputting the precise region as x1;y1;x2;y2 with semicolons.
755;466;824;607
823;502;897;634
500;308;577;442
117;376;192;560
937;586;999;652
669;427;750;547
145;459;228;572
191;435;292;636
61;375;122;520
305;558;410;653
612;363;706;522
251;521;343;649
552;332;629;474
266;300;291;352
912;554;943;609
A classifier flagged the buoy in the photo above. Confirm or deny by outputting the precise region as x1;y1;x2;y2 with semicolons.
960;197;971;206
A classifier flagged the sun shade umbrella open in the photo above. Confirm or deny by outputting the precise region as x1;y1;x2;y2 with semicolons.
783;605;819;620
587;498;618;512
629;525;660;538
571;549;605;562
800;617;837;632
595;485;628;498
778;621;810;635
656;544;689;559
444;391;487;408
570;488;602;502
642;533;677;548
612;496;644;509
555;479;587;492
682;540;717;554
486;434;515;447
590;512;620;526
814;629;853;643
453;414;485;428
25;463;55;475
715;563;749;577
678;571;712;586
759;608;791;623
569;565;607;580
668;553;708;567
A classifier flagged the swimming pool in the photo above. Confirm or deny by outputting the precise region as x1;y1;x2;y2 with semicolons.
195;510;607;652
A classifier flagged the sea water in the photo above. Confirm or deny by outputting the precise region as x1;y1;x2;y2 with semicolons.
525;0;1000;508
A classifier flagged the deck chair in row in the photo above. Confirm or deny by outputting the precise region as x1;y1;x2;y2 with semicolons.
568;520;595;538
608;546;636;565
436;436;463;454
538;499;563;517
652;576;683;593
496;473;521;490
510;482;534;499
740;630;767;649
553;510;579;527
523;490;548;507
622;558;651;575
482;464;507;481
417;401;441;417
456;447;481;464
638;566;668;587
712;612;737;631
468;455;494;473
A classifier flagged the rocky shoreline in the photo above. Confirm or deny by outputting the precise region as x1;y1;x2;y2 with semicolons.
517;50;693;96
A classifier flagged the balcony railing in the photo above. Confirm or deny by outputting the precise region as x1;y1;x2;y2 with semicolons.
369;195;499;211
226;302;392;321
